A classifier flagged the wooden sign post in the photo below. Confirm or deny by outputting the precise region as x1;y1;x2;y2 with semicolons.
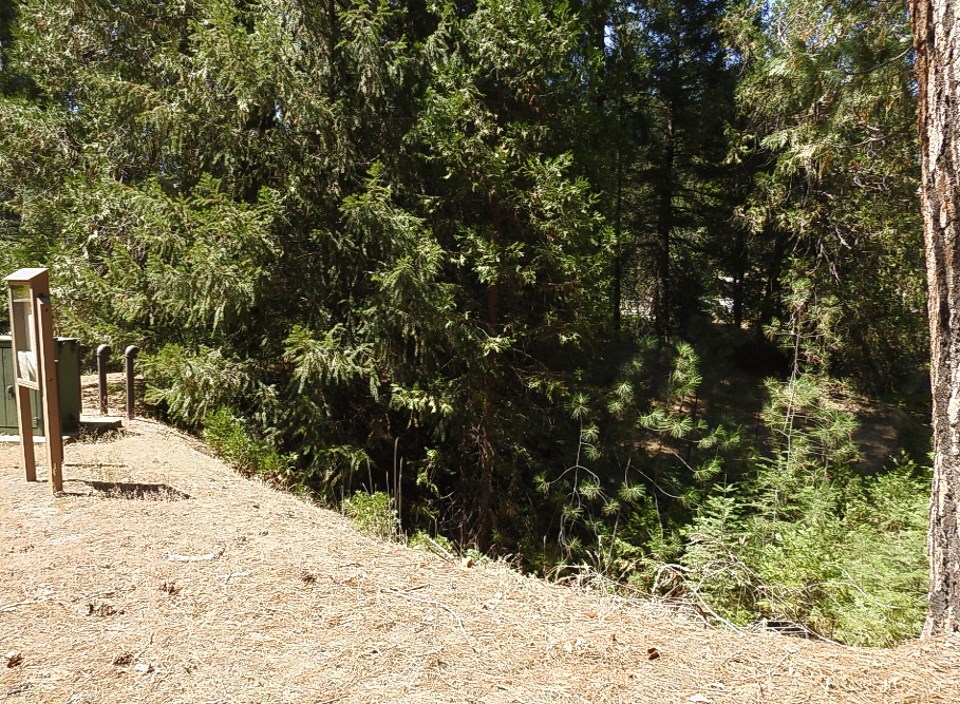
4;268;63;493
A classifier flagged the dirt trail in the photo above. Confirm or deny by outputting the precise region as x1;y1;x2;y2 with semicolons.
1;412;958;703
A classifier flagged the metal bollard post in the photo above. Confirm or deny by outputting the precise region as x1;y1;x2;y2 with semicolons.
96;344;111;415
124;345;139;420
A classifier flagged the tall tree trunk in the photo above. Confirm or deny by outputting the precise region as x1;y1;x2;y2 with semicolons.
910;0;960;636
327;0;339;104
653;114;674;339
477;275;499;553
760;225;788;331
653;50;680;340
611;142;624;333
731;227;746;330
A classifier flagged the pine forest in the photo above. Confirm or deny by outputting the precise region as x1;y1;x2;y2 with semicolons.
0;0;954;645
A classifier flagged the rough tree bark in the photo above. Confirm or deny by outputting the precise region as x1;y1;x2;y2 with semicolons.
910;0;960;636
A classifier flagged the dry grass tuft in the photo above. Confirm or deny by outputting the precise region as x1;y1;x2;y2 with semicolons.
1;391;958;703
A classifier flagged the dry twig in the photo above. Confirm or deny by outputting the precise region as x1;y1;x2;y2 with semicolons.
164;547;225;562
381;587;479;653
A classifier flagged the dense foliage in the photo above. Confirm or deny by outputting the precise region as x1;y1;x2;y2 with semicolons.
0;0;929;644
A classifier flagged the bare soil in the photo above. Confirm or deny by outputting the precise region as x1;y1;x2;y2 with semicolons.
1;389;958;703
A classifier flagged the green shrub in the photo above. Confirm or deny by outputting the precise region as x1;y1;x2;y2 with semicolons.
673;284;928;646
202;406;290;480
342;491;398;540
143;345;252;425
680;455;928;646
830;457;929;645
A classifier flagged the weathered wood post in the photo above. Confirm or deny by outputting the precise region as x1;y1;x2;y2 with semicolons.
124;345;139;420
96;344;111;415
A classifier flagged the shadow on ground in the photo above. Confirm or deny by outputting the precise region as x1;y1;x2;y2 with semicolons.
83;480;190;501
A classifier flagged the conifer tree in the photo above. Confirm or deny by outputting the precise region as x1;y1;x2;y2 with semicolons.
391;0;609;549
728;0;925;391
582;0;742;337
640;0;736;337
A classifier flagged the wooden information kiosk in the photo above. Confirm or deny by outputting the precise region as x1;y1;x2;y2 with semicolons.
5;268;63;492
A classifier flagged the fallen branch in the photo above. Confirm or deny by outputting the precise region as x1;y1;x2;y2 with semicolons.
3;683;31;698
381;588;477;652
165;547;225;562
216;571;251;582
420;535;456;561
0;600;41;613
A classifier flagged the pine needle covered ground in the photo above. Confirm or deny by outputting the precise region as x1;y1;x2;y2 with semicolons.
1;413;958;703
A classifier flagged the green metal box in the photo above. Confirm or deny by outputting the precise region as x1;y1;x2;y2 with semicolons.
1;336;82;436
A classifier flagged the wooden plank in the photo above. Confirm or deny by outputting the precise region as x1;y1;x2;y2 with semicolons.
15;385;35;482
37;296;62;493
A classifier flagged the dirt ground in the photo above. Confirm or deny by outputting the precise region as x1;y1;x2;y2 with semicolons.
1;391;958;703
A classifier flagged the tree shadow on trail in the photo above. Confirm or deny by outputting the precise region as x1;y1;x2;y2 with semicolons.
83;480;190;501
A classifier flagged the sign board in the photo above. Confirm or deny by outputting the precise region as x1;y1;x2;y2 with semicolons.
4;268;63;492
9;283;39;386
